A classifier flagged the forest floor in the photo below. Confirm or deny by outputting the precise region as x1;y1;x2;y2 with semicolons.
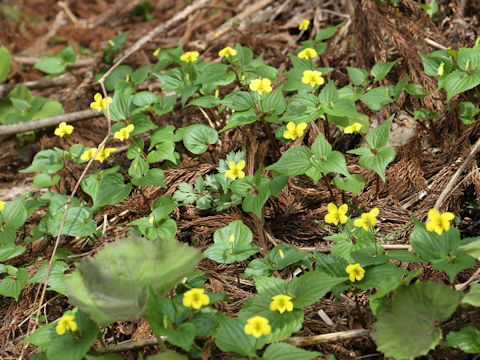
1;0;480;359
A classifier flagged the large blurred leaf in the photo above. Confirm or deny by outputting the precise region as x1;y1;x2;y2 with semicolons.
66;237;201;325
374;282;460;360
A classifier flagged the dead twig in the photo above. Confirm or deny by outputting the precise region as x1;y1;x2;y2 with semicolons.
0;74;79;99
284;328;370;346
0;109;101;136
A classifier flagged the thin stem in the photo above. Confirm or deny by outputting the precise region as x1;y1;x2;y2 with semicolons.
234;261;241;287
323;174;336;203
354;289;367;329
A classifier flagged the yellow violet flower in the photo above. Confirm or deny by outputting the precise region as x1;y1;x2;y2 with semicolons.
346;263;365;282
244;316;271;338
225;160;246;181
344;122;363;134
114;124;135;141
182;288;210;309
90;93;112;112
298;48;317;59
299;19;310;31
80;148;96;161
249;78;272;95
54;122;74;138
283;122;307;140
302;70;324;87
229;233;235;243
180;51;200;63
354;208;380;231
437;62;444;76
153;48;160;56
219;46;237;57
56;314;77;335
94;145;116;163
426;209;455;235
324;203;348;226
270;294;294;314
0;200;5;211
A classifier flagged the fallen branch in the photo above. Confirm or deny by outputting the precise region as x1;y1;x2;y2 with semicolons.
13;56;95;68
0;109;100;136
299;244;411;252
284;328;370;346
97;337;165;354
0;74;78;98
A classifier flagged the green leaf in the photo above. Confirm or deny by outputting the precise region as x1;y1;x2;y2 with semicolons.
59;45;76;63
0;267;28;300
264;244;312;271
0;46;12;82
29;261;69;294
262;343;321;360
220;108;261;132
131;168;166;188
132;91;159;107
215;318;265;357
405;83;430;98
204;220;261;264
34;57;66;74
457;47;480;71
20;149;64;174
0;245;26;262
366;114;394;150
188;95;220;108
444;69;480;102
46;310;99;360
332;174;365;195
355;262;408;291
445;326;480;354
104;65;133;91
1;198;27;229
33;173;60;187
182;124;218;154
239;295;304;343
462;282;480;307
386;249;426;263
281;93;322;123
314;22;344;41
109;85;133;121
459;238;480;259
347;67;367;86
253;276;288;298
418;50;451;76
370;60;399;81
148;351;187;360
410;221;475;283
374;282;460;360
66;237;201;325
348;146;395;181
360;86;394;110
81;172;132;211
265;146;312;176
261;88;286;115
289;271;347;307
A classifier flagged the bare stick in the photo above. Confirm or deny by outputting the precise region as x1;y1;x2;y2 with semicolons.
434;136;480;209
284;328;369;346
0;74;79;98
98;0;212;85
299;244;411;252
97;337;166;354
13;56;95;68
455;267;480;292
0;109;100;136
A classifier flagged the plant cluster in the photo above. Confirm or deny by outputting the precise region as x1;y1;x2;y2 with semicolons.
0;19;479;360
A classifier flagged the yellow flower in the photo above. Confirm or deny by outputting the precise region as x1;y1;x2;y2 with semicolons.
94;145;116;163
182;288;210;309
153;48;160;56
353;208;380;231
54;122;74;138
56;314;77;335
346;263;365;282
244;316;271;338
426;209;455;235
324;203;348;226
219;46;237;57
0;200;5;211
302;70;324;87
437;62;444;76
90;93;112;112
298;48;317;59
114;124;135;141
299;19;310;31
249;78;272;95
344;122;364;134
229;233;235;243
270;294;294;314
80;148;96;161
283;122;307;140
180;51;200;63
225;160;246;181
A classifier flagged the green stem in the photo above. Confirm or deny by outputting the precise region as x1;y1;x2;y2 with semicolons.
234;261;241;287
